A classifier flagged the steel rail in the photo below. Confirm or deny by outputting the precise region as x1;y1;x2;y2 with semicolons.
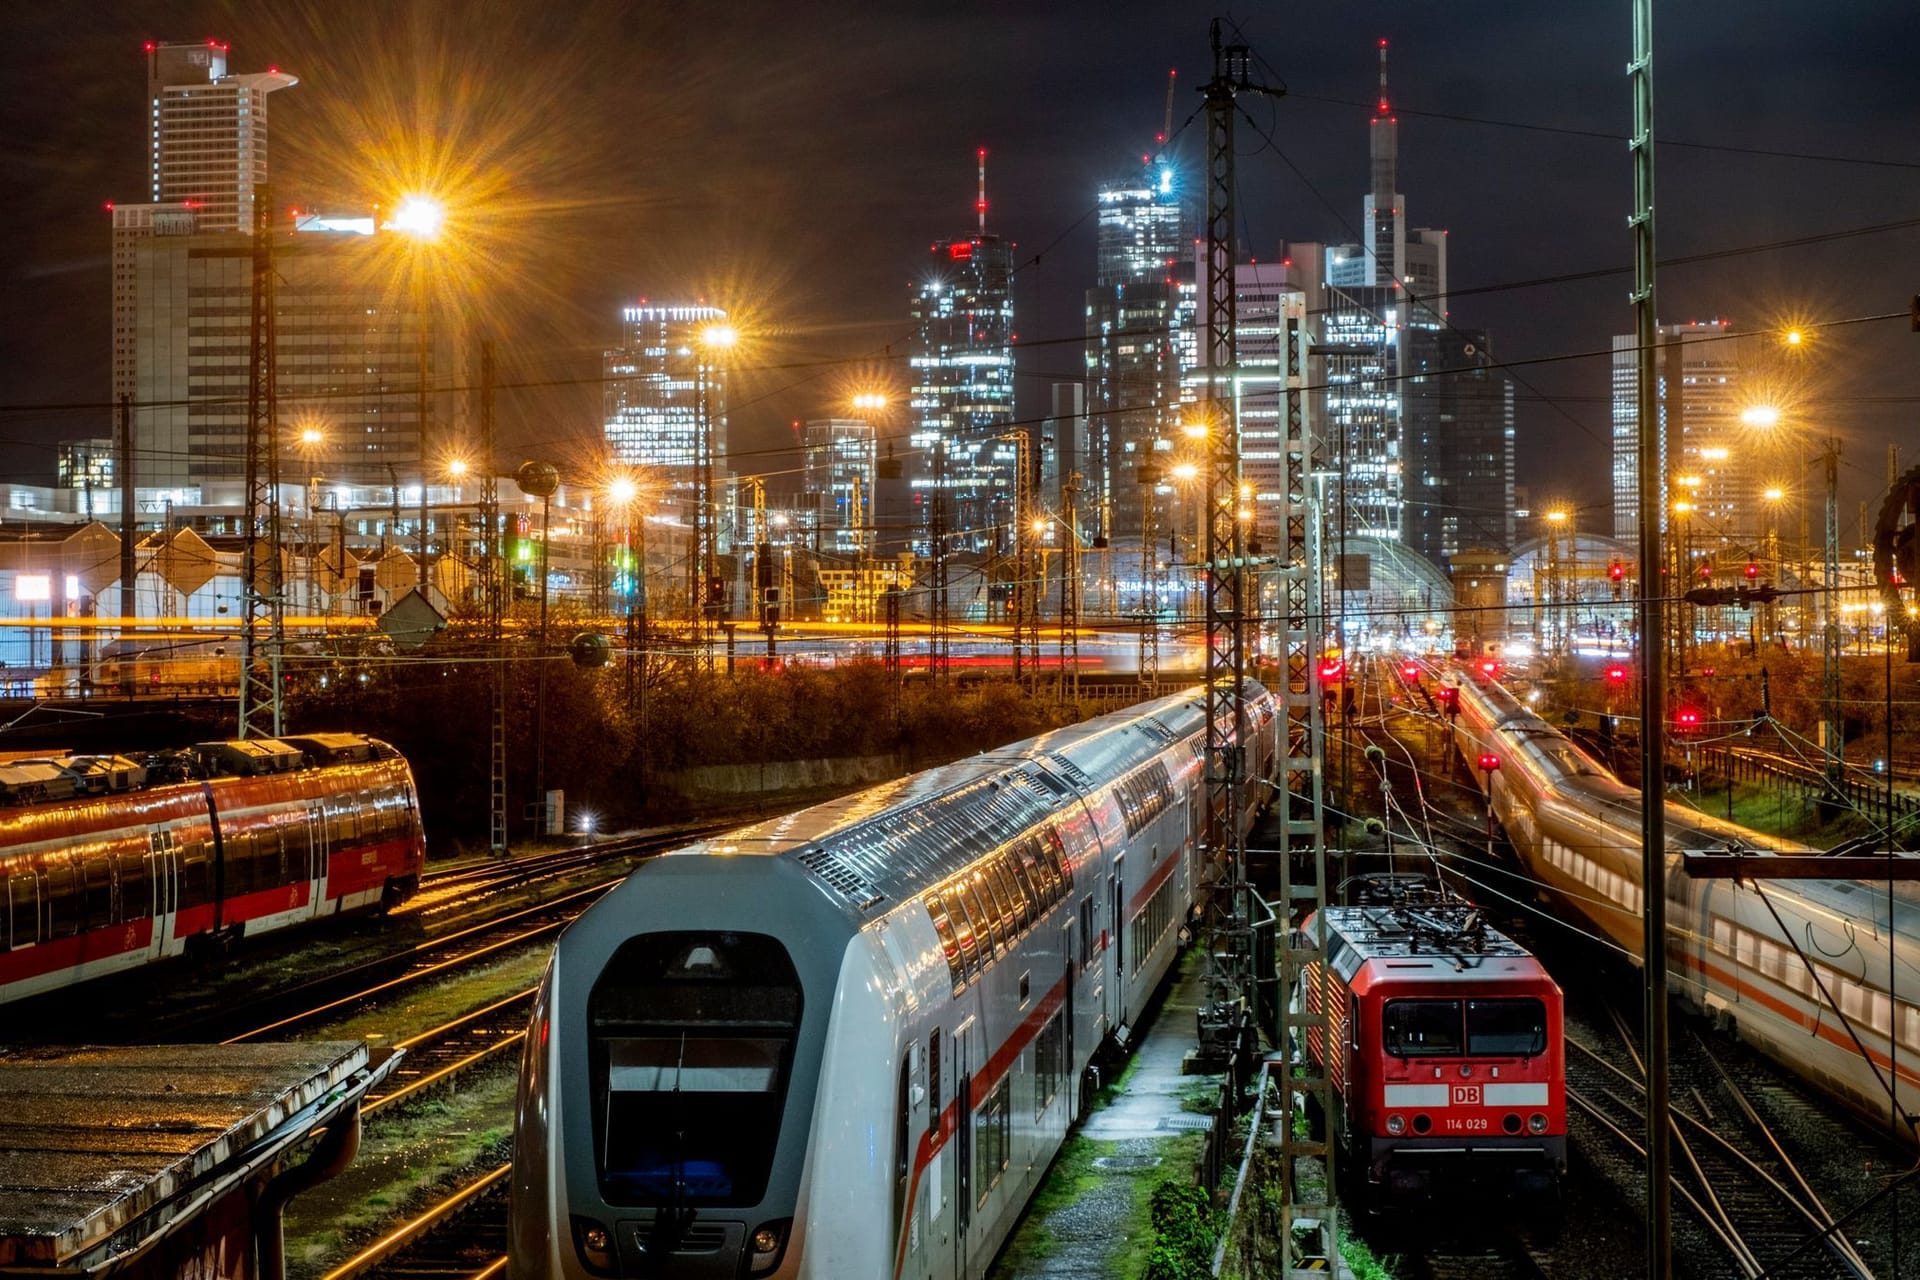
318;1163;510;1280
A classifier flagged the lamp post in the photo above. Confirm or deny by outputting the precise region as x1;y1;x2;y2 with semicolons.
516;460;560;836
694;323;737;661
1743;400;1844;790
296;425;324;612
385;194;445;587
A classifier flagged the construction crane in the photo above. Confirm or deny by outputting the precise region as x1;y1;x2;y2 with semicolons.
1156;68;1177;154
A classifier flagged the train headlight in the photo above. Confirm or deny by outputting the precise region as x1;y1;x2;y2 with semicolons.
1385;1114;1405;1136
571;1216;615;1276
1529;1113;1549;1134
748;1219;791;1274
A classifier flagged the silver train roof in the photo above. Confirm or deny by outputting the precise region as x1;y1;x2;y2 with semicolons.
663;681;1264;918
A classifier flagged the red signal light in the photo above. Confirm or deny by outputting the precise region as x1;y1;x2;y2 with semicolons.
1319;660;1345;682
1609;561;1625;581
1401;662;1419;680
1478;753;1501;772
1606;665;1628;683
1745;562;1759;578
1675;708;1703;734
1479;659;1500;677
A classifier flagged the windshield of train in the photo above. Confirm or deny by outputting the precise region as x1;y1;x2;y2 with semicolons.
588;931;802;1208
1383;998;1547;1057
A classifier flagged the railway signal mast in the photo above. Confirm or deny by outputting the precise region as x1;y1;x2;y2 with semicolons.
1197;24;1337;1272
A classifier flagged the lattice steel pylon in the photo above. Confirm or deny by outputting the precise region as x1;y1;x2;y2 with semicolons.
999;430;1039;686
1060;471;1083;704
1197;24;1337;1274
480;341;508;857
238;185;284;739
929;441;951;680
1138;466;1160;692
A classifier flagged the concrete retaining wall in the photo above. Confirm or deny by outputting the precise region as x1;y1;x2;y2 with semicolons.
663;753;901;801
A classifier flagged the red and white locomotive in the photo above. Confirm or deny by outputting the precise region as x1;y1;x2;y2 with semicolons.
0;732;425;1005
1299;884;1566;1204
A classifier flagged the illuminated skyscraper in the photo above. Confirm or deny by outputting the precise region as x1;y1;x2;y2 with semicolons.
1316;42;1450;551
1610;320;1753;546
1404;328;1515;561
604;305;731;535
803;418;876;556
910;234;1015;552
1085;162;1193;540
144;40;297;234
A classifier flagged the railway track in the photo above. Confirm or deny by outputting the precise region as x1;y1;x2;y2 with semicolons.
1568;1010;1876;1279
361;988;535;1116
137;825;710;1044
319;1163;511;1280
1414;1237;1552;1280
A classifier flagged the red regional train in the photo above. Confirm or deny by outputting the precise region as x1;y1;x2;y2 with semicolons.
0;733;425;1005
1299;883;1566;1206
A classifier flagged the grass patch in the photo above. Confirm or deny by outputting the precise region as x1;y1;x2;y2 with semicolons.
282;1066;519;1280
1339;1233;1402;1280
305;947;551;1046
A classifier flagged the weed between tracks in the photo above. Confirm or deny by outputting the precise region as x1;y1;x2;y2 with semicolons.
301;947;552;1045
281;1064;519;1280
990;1130;1206;1279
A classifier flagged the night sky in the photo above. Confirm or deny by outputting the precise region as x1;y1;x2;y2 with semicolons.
4;1;1917;527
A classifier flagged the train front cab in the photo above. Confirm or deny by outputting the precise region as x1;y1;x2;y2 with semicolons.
511;857;856;1280
1348;964;1566;1204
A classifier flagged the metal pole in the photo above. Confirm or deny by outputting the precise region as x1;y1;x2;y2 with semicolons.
1630;1;1672;1271
1824;439;1844;790
535;490;550;829
417;270;430;587
117;394;136;696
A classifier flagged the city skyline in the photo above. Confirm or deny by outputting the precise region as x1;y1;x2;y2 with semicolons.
4;3;1917;535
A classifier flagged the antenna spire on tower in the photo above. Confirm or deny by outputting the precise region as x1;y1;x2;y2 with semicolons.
976;148;988;234
1377;37;1390;114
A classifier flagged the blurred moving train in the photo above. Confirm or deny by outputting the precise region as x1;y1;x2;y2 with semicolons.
0;732;425;1005
1443;667;1920;1143
510;682;1280;1280
1299;880;1566;1205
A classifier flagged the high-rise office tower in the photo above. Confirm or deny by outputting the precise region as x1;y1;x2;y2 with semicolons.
111;41;295;454
1180;256;1310;551
802;419;877;556
144;41;297;234
1318;42;1449;548
1611;320;1753;546
1403;328;1515;562
604;305;732;536
1039;383;1088;512
910;230;1015;553
125;217;452;488
1323;41;1446;311
1085;162;1193;540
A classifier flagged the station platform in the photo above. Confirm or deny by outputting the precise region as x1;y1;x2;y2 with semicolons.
0;1042;397;1278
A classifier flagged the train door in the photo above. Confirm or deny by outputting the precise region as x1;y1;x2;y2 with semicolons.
951;1017;976;1280
1061;918;1076;1120
1109;855;1126;1030
146;828;178;961
305;805;329;917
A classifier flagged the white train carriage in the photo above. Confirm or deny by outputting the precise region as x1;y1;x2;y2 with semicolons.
1445;668;1920;1144
509;681;1278;1280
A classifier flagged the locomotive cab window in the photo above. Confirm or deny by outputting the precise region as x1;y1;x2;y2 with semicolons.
586;931;802;1210
1466;998;1548;1056
1382;999;1463;1057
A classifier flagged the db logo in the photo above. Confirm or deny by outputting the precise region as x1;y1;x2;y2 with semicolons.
1451;1085;1482;1105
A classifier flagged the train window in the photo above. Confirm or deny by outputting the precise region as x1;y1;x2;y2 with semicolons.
1900;1004;1920;1053
116;850;146;923
925;894;962;988
988;858;1029;935
1382;1000;1463;1057
586;931;803;1210
82;854;115;933
972;870;1011;952
1005;845;1040;918
7;873;35;948
943;885;981;979
973;1076;1010;1205
43;859;78;940
1466;999;1548;1056
1018;837;1053;905
1038;828;1070;894
1034;1012;1063;1121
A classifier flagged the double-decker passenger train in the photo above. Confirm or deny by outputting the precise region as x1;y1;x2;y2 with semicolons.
0;733;425;1005
509;682;1280;1280
1444;667;1920;1143
1298;881;1566;1205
